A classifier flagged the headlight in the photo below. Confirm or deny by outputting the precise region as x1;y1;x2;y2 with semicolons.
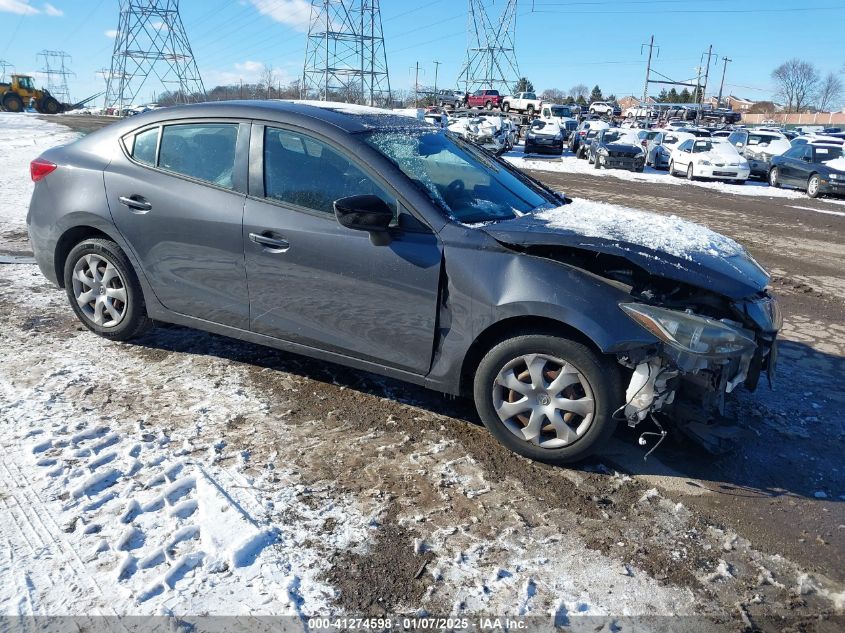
698;159;711;165
620;303;757;358
598;148;609;155
831;173;842;180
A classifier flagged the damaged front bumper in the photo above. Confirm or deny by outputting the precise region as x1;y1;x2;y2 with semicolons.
616;294;781;453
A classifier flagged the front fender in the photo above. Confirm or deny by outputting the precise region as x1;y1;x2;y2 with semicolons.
425;226;658;393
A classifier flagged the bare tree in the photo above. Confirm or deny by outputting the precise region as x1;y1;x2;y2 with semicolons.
260;64;276;99
771;58;819;113
816;72;844;113
541;88;565;101
568;84;589;101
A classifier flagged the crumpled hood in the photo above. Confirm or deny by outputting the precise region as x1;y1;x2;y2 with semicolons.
481;199;769;300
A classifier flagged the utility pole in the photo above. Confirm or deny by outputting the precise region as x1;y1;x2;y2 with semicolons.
640;35;658;121
433;60;441;99
411;62;422;107
717;56;732;108
695;45;713;125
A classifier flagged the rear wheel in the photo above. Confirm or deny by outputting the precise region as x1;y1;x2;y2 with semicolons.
768;167;781;188
473;334;621;464
502;102;510;112
2;92;24;113
527;105;535;116
807;174;821;198
63;238;153;341
485;100;492;110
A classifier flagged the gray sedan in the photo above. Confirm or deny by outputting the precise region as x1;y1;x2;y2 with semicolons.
27;101;780;463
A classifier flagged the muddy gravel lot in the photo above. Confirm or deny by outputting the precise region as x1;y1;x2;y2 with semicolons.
0;115;843;629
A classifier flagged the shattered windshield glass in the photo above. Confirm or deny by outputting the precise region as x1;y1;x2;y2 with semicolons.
364;130;553;224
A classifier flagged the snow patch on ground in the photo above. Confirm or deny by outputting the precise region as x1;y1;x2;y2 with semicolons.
0;113;79;228
536;199;744;260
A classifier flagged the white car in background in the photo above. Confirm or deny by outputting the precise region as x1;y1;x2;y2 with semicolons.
645;131;695;169
538;103;579;139
669;137;750;182
447;113;517;155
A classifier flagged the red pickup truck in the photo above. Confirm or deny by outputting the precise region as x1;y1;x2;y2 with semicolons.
466;89;502;110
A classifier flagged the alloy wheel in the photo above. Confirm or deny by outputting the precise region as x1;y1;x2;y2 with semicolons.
769;167;779;187
808;175;820;197
71;253;128;328
492;353;595;449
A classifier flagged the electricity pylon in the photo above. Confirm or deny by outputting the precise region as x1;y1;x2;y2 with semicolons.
37;50;74;103
105;0;205;112
301;0;391;106
458;0;520;95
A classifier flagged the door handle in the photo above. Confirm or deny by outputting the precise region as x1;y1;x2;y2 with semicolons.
119;195;152;212
249;232;290;252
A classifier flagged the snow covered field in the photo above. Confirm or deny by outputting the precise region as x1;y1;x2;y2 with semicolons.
1;114;843;627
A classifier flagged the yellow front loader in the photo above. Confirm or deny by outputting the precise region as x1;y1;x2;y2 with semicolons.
0;74;63;114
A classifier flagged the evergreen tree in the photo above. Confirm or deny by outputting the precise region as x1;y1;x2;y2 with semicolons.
679;88;692;102
589;85;604;102
515;77;535;93
658;88;669;101
576;95;587;106
667;88;679;103
606;94;616;103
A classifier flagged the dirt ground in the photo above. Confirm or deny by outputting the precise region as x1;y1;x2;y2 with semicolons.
2;115;843;627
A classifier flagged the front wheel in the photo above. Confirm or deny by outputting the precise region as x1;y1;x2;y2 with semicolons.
527;105;534;116
768;167;781;188
687;163;695;181
807;174;821;198
63;238;153;341
473;334;622;464
669;160;676;176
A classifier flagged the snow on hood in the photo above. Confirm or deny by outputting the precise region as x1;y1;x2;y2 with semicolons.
535;198;743;261
448;115;509;137
823;156;845;171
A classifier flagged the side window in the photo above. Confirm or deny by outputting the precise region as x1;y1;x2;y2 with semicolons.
678;140;692;152
158;123;238;189
131;127;158;166
263;127;397;218
542;108;550;117
783;146;804;159
728;132;741;145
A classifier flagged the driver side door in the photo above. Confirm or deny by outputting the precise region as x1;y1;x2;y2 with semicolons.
242;124;443;374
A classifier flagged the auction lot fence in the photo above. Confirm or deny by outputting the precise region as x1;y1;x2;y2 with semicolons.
741;111;845;126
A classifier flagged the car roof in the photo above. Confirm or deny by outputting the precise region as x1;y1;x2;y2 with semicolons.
108;100;432;135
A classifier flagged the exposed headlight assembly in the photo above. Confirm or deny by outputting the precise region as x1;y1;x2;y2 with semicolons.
620;303;757;358
698;159;712;165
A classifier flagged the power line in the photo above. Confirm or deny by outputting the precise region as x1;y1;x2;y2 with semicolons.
459;0;520;94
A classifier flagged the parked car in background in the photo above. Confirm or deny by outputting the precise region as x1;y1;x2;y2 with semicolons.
588;101;621;117
436;89;463;108
711;130;732;138
727;129;791;179
791;135;844;147
523;119;564;155
645;131;694;169
588;128;646;172
466;89;503;110
539;104;578;139
769;143;845;198
569;119;610;155
701;108;742;124
447;112;516;155
502;91;542;114
635;129;660;151
669;137;750;182
26;100;781;465
674;127;711;138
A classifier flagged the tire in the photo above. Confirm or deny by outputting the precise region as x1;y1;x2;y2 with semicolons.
63;238;153;341
669;160;676;176
439;101;444;107
687;163;695;181
473;334;622;464
589;108;596;115
485;100;492;110
768;167;781;188
40;96;61;114
593;154;600;168
807;174;821;198
527;105;534;116
2;92;24;113
502;102;510;112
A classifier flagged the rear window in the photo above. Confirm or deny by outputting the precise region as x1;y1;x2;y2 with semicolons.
131;127;158;166
158;123;239;189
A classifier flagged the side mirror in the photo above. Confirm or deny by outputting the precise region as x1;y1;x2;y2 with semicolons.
334;194;394;246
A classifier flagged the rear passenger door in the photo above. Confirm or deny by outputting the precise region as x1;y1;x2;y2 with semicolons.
242;124;442;374
104;120;250;329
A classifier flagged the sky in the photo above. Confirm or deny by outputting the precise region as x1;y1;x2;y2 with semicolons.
1;0;844;107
